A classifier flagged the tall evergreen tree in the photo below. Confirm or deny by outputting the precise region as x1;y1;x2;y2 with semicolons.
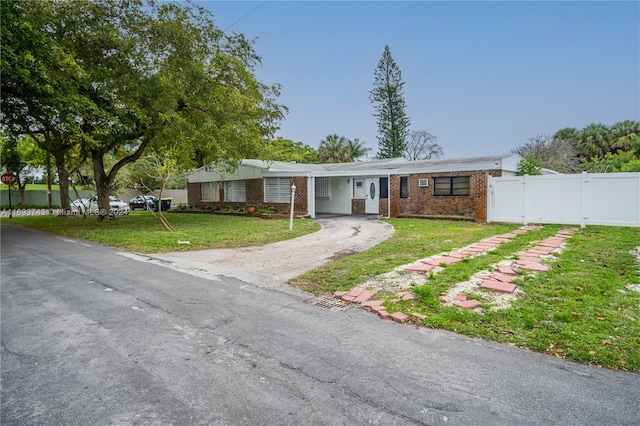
369;45;411;158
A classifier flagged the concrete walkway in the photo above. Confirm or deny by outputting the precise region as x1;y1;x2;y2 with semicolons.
129;215;394;295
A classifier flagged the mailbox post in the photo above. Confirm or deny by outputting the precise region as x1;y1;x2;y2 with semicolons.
289;183;296;231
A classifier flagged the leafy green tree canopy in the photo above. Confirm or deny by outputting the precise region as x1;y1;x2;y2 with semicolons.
2;0;286;220
516;155;542;176
261;137;318;163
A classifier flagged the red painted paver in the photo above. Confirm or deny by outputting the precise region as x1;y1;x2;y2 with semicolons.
447;252;467;259
453;300;481;309
518;253;542;262
401;293;415;301
491;273;517;283
497;265;517;275
475;244;498;250
453;293;468;301
466;247;487;254
378;310;390;319
389;312;410;323
480;279;517;293
362;300;384;308
370;304;386;313
412;313;427;320
342;288;365;299
515;261;550;272
333;291;348;298
528;247;556;255
423;256;462;266
404;263;435;273
540;241;562;248
353;290;378;303
341;295;357;302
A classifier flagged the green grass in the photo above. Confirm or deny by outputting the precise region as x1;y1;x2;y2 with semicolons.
0;183;61;191
0;211;321;253
291;219;640;372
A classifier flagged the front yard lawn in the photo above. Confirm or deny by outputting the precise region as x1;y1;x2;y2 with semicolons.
291;219;640;372
0;211;321;253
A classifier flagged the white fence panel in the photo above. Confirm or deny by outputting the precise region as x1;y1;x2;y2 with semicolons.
524;175;582;225
586;173;640;226
488;177;523;223
488;172;640;227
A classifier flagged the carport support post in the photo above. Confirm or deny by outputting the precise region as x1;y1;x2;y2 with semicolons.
289;183;296;231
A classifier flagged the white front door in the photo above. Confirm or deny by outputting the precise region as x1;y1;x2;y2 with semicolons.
365;178;379;214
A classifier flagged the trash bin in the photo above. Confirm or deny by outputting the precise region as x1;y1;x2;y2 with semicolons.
153;199;159;212
159;197;172;212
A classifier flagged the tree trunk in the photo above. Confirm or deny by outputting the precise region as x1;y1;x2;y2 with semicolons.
54;153;71;211
92;152;112;222
16;172;26;205
46;154;53;214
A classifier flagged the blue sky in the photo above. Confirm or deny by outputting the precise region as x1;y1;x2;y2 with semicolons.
200;1;640;159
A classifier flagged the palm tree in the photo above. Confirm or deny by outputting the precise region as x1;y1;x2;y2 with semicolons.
609;120;640;151
575;123;610;159
317;134;349;163
344;138;370;162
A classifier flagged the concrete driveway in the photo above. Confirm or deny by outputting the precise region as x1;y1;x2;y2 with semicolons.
129;215;394;295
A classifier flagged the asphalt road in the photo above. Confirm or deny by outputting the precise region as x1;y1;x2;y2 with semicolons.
1;224;639;425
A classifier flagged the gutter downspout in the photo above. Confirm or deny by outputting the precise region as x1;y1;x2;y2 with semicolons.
308;172;315;219
387;173;391;218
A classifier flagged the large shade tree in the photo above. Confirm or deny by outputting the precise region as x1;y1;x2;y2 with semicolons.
369;45;411;159
1;0;285;220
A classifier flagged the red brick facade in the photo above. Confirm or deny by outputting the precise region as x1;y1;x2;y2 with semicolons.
189;177;309;215
189;170;500;221
392;170;501;222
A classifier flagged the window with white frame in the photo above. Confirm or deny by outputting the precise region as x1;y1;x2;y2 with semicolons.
201;182;220;201
264;177;290;203
315;177;330;199
224;181;246;202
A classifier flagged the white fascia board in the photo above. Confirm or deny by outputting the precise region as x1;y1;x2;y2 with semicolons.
391;163;504;174
188;163;263;182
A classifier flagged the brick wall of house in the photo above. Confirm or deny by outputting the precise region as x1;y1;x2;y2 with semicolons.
246;178;263;205
187;177;309;216
352;199;365;215
379;198;389;216
290;176;308;214
389;175;400;217
394;170;502;221
472;171;502;222
187;182;201;207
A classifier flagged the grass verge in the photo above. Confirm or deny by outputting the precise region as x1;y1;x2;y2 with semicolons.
0;211;321;253
291;219;640;372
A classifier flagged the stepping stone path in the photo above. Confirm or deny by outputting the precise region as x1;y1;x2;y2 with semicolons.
330;287;424;324
324;226;579;325
447;227;578;309
402;225;544;273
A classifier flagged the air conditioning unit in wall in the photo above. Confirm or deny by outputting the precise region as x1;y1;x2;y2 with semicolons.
418;178;429;187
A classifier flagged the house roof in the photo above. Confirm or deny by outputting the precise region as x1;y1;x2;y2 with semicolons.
188;154;524;182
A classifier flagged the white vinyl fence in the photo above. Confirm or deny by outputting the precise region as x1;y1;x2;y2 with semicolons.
487;172;640;227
